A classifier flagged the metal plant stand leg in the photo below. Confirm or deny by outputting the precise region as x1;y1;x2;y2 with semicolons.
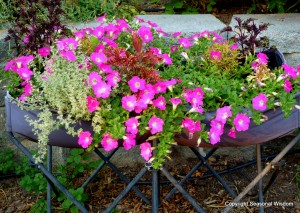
8;132;89;212
164;147;218;200
47;145;52;213
222;132;300;213
256;144;264;213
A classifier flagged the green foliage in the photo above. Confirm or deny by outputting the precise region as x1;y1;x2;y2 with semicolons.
0;148;16;174
206;0;216;13
29;198;47;213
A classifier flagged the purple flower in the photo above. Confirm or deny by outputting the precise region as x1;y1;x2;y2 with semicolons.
233;113;250;132
128;76;146;93
122;95;137;112
257;52;268;64
59;51;76;62
138;26;153;43
101;132;118;151
86;95;100;113
125;117;139;135
178;38;192;49
283;79;293;92
216;106;232;124
140;142;152;161
210;50;221;60
38;46;51;57
252;93;268;111
78;131;93;149
148;116;164;134
282;64;297;79
123;134;136;150
152;96;166;110
90;52;107;66
92;81;111;99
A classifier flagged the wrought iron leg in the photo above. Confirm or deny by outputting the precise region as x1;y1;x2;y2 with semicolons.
152;168;160;213
256;144;264;213
190;147;237;198
164;147;218;200
47;145;52;213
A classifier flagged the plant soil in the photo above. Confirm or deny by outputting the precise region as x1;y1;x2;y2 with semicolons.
0;136;300;213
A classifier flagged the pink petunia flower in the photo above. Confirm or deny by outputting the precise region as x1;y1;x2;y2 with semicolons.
161;53;173;65
233;113;251;132
90;52;107;66
57;38;78;51
252;93;268;111
123;134;136;150
17;68;33;81
148;116;164;134
122;95;137;112
282;64;297;79
216;106;232;124
209;130;221;145
23;83;33;96
106;72;120;88
152;96;166;110
92;81;111;99
153;82;167;94
128;76;146;93
178;38;192;49
182;118;201;139
125;117;139;135
257;52;268;64
210;50;221;60
86;95;100;113
228;128;236;139
230;43;238;50
78;131;93;149
101;132;118;151
170;97;182;111
92;26;105;39
210;119;224;135
88;72;102;87
140;142;152;161
283;79;293;92
38;46;51;57
59;51;76;62
137;26;153;43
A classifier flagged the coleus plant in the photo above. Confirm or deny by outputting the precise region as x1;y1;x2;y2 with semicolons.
3;15;300;169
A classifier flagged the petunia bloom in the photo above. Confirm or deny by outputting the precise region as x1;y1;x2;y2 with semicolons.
122;95;137;112
137;26;153;43
140;142;152;161
78;131;93;149
86;95;100;112
210;50;221;60
123;134;136;150
148;116;164;134
252;93;268;111
101;132;118;151
283;79;293;92
216;106;232;124
152;96;166;110
233;113;251;132
38;46;51;57
125;117;139;135
128;76;146;93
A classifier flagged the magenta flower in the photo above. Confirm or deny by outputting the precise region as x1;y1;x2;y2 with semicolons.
23;83;33;96
78;131;93;149
90;52;107;66
257;52;268;64
230;43;238;50
210;50;221;60
210;118;225;135
178;38;192;49
252;93;268;111
128;76;146;93
184;87;204;109
18;94;27;102
216;106;232;124
59;51;76;62
172;32;181;37
137;26;153;43
57;38;78;51
170;97;182;110
148;116;164;134
153;82;167;94
117;19;130;31
140;142;152;161
209;130;221;145
123;134;136;150
92;26;104;39
88;72;102;87
125;117;139;135
161;53;173;65
182;117;201;138
283;79;293;92
122;95;137;112
93;81;111;99
106;72;120;88
153;96;166;110
282;64;297;79
86;95;100;113
17;68;33;81
228;128;236;139
38;46;51;57
233;113;251;132
101;132;118;151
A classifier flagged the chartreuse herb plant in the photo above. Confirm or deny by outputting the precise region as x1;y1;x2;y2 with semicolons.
3;15;300;169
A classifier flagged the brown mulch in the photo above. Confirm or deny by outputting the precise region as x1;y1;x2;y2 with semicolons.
1;136;300;213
